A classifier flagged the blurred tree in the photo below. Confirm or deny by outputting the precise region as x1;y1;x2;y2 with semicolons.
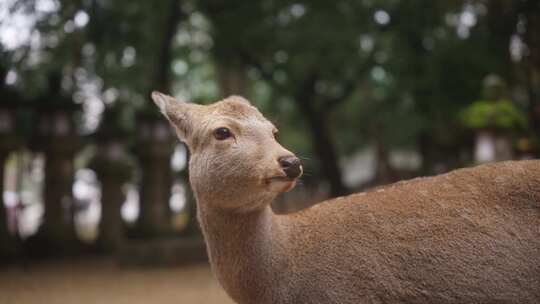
200;0;378;196
2;0;540;252
193;0;540;193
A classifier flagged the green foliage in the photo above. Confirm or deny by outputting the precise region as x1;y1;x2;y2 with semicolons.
460;100;528;131
2;0;538;184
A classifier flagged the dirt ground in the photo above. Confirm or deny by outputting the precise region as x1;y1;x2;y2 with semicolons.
0;258;235;304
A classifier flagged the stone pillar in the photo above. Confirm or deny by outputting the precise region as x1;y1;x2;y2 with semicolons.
30;73;82;253
99;175;124;250
474;130;513;164
0;133;21;258
136;116;175;237
0;102;21;258
41;138;79;250
91;152;133;252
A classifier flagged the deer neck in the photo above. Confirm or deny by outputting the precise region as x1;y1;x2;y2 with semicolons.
197;200;288;303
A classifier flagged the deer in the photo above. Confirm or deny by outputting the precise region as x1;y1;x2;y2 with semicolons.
151;91;540;304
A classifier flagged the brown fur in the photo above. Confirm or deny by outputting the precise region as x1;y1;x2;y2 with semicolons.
151;92;540;304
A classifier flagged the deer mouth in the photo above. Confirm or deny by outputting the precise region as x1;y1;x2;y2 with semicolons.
266;175;298;192
269;176;296;182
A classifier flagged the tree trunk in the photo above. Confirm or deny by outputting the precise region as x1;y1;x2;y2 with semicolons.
293;76;347;197
374;132;394;185
486;0;518;77
152;0;182;94
307;112;347;197
418;132;436;175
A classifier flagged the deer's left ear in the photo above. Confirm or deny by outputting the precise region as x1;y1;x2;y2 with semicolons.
151;91;192;141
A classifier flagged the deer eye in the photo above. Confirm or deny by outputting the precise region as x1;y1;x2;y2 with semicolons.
213;127;232;140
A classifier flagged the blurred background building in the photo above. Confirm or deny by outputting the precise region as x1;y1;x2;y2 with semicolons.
0;0;539;302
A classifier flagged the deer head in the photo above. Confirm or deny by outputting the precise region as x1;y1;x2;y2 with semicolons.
151;92;302;212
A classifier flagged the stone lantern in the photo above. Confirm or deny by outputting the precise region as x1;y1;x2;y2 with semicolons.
0;100;21;258
89;106;133;252
461;74;527;164
32;74;81;251
474;75;511;163
135;110;175;237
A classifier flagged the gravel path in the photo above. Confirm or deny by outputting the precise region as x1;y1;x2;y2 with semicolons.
0;259;235;304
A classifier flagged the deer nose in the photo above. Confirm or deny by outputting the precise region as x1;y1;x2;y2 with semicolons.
278;155;302;179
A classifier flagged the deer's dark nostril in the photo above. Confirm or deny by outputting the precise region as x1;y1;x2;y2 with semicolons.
278;156;302;179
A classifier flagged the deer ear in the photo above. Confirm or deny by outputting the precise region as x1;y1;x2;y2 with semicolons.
151;91;192;141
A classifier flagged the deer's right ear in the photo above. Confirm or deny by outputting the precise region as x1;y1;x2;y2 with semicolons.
151;91;192;141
